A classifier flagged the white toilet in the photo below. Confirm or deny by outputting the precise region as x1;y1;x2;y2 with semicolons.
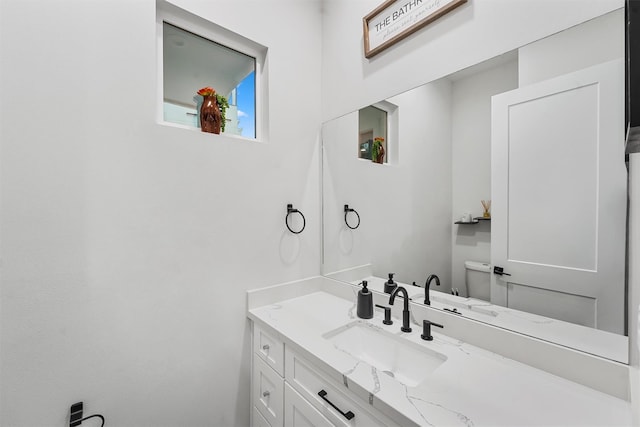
464;261;491;301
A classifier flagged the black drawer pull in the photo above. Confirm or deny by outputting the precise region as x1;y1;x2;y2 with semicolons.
318;390;355;420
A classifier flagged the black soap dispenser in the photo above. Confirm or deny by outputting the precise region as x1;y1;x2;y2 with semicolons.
384;273;398;294
357;280;374;319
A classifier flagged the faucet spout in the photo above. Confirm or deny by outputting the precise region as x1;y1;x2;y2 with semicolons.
424;274;440;306
389;286;412;332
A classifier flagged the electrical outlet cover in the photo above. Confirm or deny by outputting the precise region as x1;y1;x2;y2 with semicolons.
70;402;83;427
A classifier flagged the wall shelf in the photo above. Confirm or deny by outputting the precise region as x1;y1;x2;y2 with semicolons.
454;217;491;225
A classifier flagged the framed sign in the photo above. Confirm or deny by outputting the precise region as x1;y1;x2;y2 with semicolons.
363;0;467;58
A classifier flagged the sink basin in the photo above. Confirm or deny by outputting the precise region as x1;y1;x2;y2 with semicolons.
322;321;447;387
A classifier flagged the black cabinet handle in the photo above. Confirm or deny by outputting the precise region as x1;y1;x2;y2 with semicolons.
318;390;355;420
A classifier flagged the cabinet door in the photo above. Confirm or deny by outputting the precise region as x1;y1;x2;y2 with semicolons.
254;324;285;376
285;349;402;427
284;383;334;427
253;406;273;427
254;355;284;427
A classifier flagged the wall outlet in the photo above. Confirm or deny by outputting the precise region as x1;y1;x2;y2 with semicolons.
70;402;83;427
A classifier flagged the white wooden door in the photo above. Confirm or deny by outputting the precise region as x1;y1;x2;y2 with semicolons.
491;59;626;334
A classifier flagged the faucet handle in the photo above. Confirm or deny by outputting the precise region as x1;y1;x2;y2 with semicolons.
375;304;393;325
421;319;444;341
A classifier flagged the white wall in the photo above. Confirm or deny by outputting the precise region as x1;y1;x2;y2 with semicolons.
450;59;518;294
321;0;622;122
322;80;452;289
386;82;453;288
0;0;322;426
519;8;625;86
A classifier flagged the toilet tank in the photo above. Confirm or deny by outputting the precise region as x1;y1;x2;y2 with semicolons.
464;261;491;301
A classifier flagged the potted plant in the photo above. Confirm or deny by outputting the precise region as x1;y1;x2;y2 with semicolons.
372;137;385;163
215;93;229;132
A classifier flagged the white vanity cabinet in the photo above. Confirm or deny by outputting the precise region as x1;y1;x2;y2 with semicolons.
251;322;401;427
253;355;285;426
252;323;286;426
284;383;334;427
284;348;399;427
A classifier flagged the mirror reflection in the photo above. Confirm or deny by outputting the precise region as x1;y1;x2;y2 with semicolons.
359;106;388;163
321;10;628;363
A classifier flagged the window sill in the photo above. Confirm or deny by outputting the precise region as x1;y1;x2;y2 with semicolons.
158;120;264;144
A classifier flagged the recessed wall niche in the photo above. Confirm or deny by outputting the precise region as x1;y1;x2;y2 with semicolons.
357;101;398;164
156;0;268;141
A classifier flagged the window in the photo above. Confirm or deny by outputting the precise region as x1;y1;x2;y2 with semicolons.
157;1;267;140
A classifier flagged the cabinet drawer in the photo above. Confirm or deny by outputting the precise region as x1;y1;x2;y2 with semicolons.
284;383;334;427
254;324;285;376
285;349;396;427
253;406;272;427
253;355;284;427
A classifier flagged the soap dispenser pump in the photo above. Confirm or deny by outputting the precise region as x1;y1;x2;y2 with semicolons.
384;273;398;294
357;281;374;319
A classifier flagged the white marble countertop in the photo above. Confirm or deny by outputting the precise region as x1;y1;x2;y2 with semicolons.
248;289;633;427
358;275;628;363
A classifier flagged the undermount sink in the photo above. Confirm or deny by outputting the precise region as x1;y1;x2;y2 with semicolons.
322;321;447;387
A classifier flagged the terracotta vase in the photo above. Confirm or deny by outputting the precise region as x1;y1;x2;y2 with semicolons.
200;95;221;134
373;145;385;164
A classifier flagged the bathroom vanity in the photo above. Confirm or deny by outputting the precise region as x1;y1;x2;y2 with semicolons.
247;277;633;427
246;6;638;427
335;271;629;363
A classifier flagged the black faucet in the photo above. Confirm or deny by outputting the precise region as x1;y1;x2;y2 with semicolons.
421;319;444;341
375;304;393;325
389;286;412;332
424;274;440;306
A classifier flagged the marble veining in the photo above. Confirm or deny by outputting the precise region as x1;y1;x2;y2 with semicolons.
402;383;441;427
248;290;633;426
347;288;357;319
407;392;475;427
370;366;381;395
340;360;360;378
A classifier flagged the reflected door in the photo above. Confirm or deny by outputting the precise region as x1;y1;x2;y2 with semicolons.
491;59;626;334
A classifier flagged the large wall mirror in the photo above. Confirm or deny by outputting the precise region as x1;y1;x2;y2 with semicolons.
321;9;629;363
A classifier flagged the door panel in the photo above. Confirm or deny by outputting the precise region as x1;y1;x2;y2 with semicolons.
507;83;598;271
491;59;626;334
507;282;596;328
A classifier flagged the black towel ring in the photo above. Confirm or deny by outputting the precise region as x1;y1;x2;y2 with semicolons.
344;204;361;230
286;204;306;234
